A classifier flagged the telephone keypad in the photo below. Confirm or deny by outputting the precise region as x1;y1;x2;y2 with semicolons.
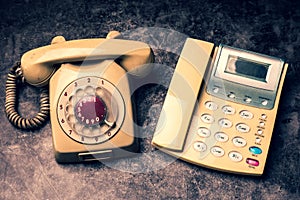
194;99;270;168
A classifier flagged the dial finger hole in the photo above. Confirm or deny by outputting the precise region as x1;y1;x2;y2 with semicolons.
68;95;76;105
66;104;74;115
76;89;85;99
85;86;95;95
67;114;76;124
92;127;102;136
96;87;105;97
74;123;84;132
82;127;91;136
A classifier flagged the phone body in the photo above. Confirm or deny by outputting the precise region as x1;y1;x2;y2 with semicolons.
152;38;288;175
20;36;153;163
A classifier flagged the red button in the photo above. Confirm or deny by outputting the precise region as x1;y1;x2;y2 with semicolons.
246;158;259;166
75;96;107;126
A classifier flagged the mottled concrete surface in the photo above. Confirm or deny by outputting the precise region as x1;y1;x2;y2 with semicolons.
0;0;299;199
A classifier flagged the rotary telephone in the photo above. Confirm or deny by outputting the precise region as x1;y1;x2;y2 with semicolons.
152;38;288;175
5;31;153;163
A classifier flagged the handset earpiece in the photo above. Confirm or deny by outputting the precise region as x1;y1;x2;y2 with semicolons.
21;35;153;87
21;36;67;87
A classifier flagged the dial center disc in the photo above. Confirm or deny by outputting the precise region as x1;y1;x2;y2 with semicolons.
75;95;107;126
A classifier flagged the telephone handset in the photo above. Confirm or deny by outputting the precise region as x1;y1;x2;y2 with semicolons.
6;32;153;163
152;38;288;175
21;35;153;87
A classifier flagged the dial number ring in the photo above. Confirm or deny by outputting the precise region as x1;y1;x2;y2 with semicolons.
57;76;125;144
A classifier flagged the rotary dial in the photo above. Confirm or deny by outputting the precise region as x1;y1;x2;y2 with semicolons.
57;77;125;144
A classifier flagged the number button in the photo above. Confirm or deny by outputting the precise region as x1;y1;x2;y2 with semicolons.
232;137;247;147
201;114;214;124
222;105;235;115
198;127;211;138
211;146;225;157
218;118;232;128
205;101;218;111
228;151;243;162
239;110;253;119
193;142;207;152
214;132;229;142
236;123;250;133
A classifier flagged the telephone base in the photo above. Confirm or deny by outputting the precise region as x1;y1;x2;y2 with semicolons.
50;60;142;163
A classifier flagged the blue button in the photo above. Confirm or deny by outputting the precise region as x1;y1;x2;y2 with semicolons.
249;146;262;155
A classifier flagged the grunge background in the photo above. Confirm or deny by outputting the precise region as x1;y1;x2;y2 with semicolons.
0;0;299;199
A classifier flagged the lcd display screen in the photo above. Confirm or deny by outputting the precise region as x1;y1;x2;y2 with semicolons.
225;56;270;82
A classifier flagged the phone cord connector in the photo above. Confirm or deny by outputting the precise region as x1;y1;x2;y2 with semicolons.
5;62;50;130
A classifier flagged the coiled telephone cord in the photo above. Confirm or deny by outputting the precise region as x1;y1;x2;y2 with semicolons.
5;62;50;130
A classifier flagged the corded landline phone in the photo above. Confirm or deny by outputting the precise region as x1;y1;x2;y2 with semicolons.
5;31;288;175
152;38;288;175
5;31;154;163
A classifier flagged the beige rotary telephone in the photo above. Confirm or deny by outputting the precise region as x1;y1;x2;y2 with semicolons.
5;31;153;163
